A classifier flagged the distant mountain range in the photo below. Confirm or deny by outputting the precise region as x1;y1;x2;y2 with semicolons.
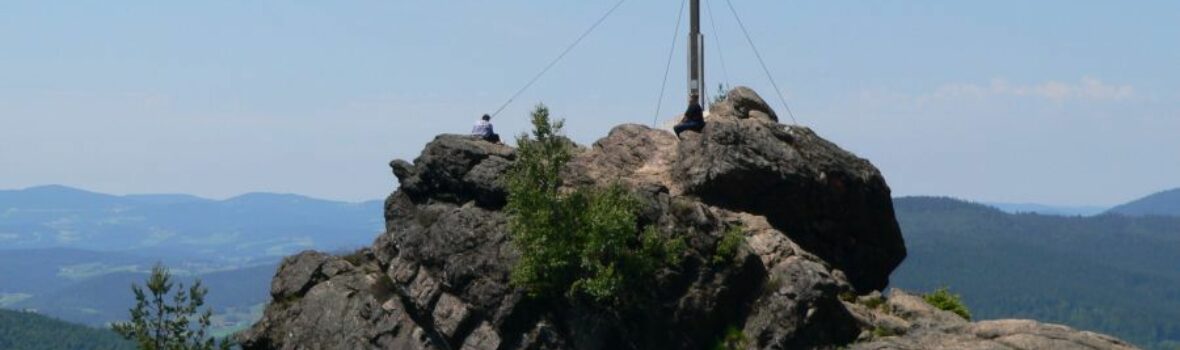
1106;188;1180;217
0;185;385;334
982;187;1180;218
982;202;1108;216
981;186;1180;216
0;185;384;263
890;196;1180;350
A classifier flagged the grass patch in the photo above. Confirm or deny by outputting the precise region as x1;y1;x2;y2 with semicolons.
872;326;898;338
923;287;971;320
862;295;886;310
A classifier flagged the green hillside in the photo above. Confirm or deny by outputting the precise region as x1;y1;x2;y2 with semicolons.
0;309;132;350
10;263;275;330
891;197;1180;350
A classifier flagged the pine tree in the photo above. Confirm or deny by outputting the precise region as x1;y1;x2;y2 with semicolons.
112;263;228;350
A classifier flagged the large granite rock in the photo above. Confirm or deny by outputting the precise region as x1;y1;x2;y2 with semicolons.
239;87;1133;350
674;87;904;293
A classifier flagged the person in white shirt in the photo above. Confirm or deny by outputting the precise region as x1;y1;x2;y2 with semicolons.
471;114;500;143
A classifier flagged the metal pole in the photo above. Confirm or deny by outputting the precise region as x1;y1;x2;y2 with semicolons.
689;0;703;100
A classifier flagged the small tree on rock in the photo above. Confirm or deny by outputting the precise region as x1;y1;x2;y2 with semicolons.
506;104;684;306
112;263;228;350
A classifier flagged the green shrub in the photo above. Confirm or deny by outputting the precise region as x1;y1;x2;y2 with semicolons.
838;291;857;302
506;104;683;306
862;295;886;310
713;225;745;265
711;325;748;350
872;326;898;338
923;287;972;320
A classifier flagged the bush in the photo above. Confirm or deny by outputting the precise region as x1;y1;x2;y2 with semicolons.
712;225;745;265
506;104;683;306
923;287;972;320
711;325;747;350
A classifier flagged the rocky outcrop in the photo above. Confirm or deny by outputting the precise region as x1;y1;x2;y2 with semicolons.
239;87;1134;349
241;251;437;349
389;135;515;209
845;290;1138;350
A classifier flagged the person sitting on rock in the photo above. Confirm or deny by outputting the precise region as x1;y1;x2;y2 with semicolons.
674;93;705;138
471;114;501;143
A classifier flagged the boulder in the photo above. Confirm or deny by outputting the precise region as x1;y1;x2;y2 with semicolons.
391;134;515;209
708;86;779;122
674;87;905;292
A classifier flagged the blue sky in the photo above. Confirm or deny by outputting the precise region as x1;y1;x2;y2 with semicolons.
2;1;1177;205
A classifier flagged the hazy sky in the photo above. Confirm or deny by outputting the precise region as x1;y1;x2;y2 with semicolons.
2;1;1178;205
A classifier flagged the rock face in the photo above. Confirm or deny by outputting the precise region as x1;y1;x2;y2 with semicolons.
239;87;1135;349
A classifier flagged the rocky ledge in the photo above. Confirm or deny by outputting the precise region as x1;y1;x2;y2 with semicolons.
238;87;1136;349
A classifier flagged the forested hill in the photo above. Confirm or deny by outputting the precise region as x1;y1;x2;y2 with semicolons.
891;196;1180;350
0;309;132;350
1107;188;1180;217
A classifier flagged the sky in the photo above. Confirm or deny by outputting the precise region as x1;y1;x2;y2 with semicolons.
2;1;1178;206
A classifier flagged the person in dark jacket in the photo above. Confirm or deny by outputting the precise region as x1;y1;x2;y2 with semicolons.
674;93;705;138
471;114;500;143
